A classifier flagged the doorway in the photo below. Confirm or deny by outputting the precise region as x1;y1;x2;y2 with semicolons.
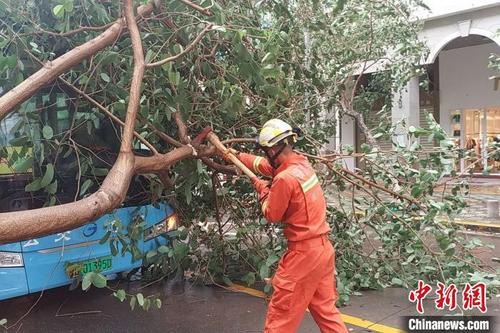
453;107;500;174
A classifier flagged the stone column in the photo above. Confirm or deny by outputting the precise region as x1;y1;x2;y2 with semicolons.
391;76;420;147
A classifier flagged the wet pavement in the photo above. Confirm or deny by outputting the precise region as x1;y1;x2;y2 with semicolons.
1;232;499;333
0;280;323;333
1;278;499;333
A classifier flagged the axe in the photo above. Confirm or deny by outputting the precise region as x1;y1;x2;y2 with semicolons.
195;127;257;179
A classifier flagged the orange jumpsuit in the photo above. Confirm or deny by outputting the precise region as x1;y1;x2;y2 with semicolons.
238;152;348;333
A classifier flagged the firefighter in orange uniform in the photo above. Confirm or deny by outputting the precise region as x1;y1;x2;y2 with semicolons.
227;119;348;333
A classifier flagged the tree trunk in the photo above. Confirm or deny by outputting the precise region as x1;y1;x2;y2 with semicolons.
0;153;134;243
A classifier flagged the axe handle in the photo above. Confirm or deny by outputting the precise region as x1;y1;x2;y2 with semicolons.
207;132;257;179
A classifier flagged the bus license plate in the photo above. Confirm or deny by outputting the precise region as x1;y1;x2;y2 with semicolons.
67;256;112;278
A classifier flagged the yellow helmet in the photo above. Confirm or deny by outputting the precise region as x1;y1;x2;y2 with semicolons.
258;119;298;148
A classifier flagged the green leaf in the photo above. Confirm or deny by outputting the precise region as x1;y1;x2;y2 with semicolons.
82;273;92;290
114;289;126;302
212;25;226;32
93;168;108;176
145;49;154;64
40;164;54;188
391;277;403;286
184;185;192;205
155;298;162;309
80;179;93;196
173;240;189;260
42;125;53;140
46;180;58;195
146;250;156;261
91;273;107;288
266;254;279;267
52;4;65;18
411;185;423;198
110;241;118;256
99;231;111;244
100;72;111;83
222;276;233;286
168;70;180;86
25;178;42;192
158;245;169;254
259;264;269;279
63;0;74;12
136;293;144;306
14;157;33;173
264;284;272;293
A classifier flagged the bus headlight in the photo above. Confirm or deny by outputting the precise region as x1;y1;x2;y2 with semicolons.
0;252;24;267
144;214;178;241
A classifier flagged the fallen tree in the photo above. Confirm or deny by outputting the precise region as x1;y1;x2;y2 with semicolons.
0;0;228;242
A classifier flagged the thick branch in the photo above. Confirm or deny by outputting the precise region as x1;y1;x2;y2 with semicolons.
146;24;213;68
0;153;135;243
134;145;195;173
340;92;379;147
0;0;153;243
174;112;189;144
0;1;156;121
121;0;146;152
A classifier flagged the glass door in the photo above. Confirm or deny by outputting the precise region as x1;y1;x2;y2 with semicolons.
461;108;500;174
486;108;500;174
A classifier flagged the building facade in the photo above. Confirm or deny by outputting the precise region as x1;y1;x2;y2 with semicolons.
339;0;500;173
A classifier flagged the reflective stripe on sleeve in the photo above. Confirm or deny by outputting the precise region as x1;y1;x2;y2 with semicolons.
301;174;319;193
253;156;264;175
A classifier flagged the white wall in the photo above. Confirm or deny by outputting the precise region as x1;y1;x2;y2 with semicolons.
439;42;500;134
421;5;500;63
415;0;500;21
391;77;420;145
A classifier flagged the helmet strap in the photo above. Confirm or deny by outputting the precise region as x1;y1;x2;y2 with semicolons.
265;142;287;168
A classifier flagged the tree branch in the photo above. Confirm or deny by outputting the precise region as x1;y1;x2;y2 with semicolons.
178;0;213;16
146;24;213;68
61;77;158;154
174;112;189;144
0;1;156;121
122;0;146;152
25;23;115;38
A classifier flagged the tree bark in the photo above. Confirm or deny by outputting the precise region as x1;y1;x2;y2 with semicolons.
0;153;135;243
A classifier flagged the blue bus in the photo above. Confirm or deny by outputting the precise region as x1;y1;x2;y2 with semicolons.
0;86;178;301
0;203;178;300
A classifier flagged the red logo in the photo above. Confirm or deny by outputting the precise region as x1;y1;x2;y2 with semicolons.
408;280;432;314
462;282;487;313
409;281;487;314
435;282;458;311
